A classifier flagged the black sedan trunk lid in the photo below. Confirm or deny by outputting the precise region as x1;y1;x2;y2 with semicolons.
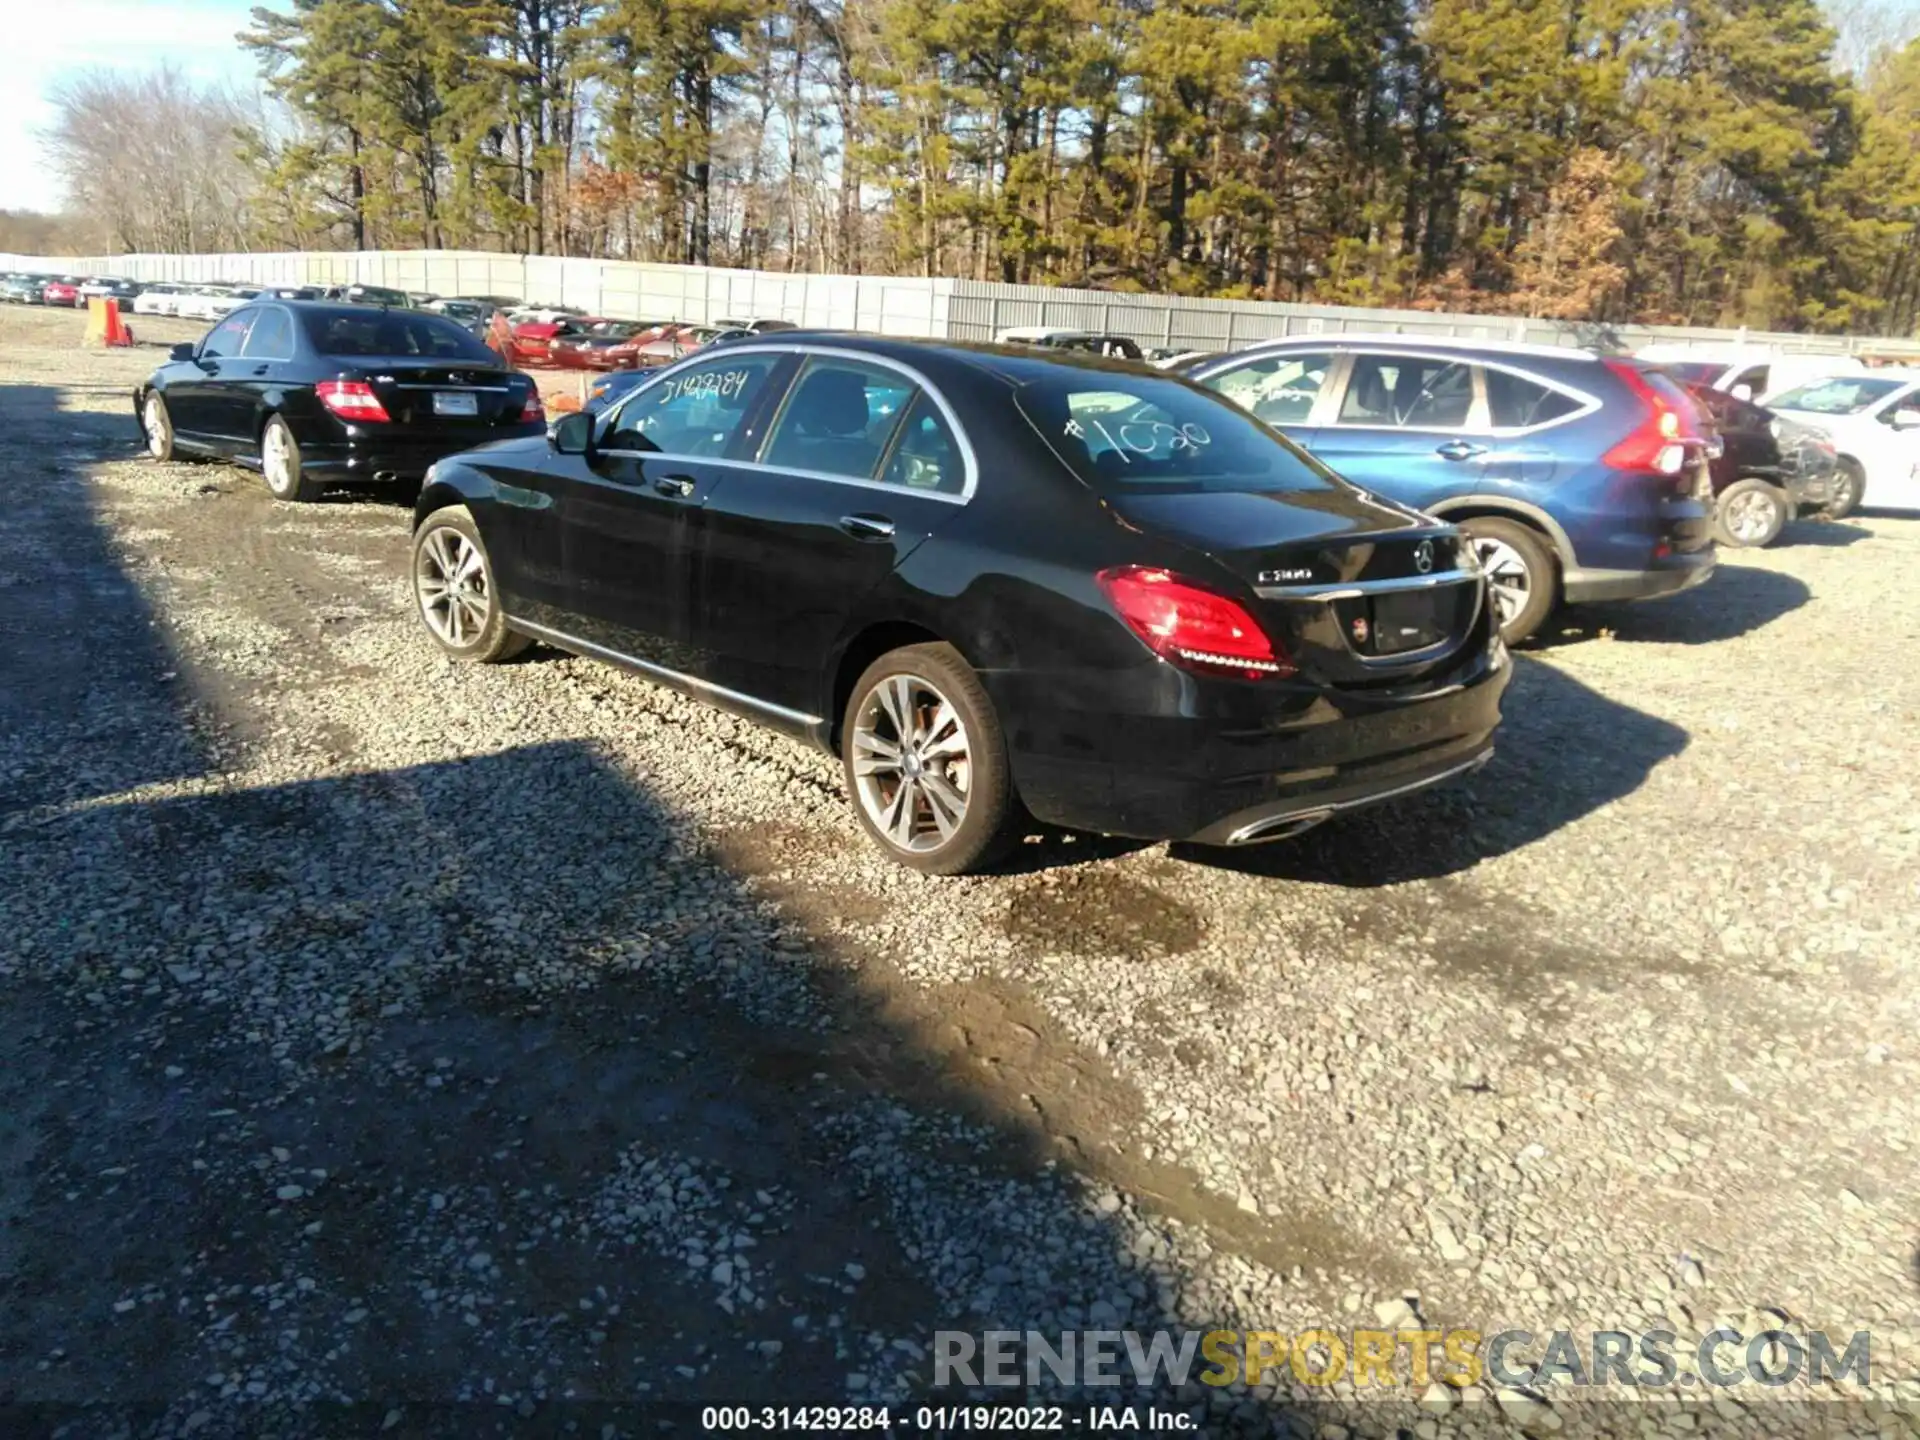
346;360;535;433
1108;488;1486;685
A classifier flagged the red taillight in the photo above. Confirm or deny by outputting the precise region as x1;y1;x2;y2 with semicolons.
518;389;545;423
316;380;391;423
1601;360;1698;475
1096;566;1295;680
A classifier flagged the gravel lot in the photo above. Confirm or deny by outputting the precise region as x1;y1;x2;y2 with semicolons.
1;303;1916;1438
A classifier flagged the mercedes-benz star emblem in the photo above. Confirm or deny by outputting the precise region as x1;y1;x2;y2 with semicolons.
1414;539;1435;574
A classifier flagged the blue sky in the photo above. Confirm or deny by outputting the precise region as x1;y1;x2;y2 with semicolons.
6;0;259;212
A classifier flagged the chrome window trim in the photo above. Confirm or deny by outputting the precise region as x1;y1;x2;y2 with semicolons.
1200;345;1603;438
601;342;981;501
506;617;822;727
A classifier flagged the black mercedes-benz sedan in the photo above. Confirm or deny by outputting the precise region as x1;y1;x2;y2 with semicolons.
135;301;547;501
410;335;1510;873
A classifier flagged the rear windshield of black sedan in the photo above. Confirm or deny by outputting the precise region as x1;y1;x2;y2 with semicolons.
1012;373;1344;493
302;310;496;362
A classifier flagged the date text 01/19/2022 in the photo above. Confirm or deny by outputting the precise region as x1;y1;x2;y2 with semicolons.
698;1404;1198;1432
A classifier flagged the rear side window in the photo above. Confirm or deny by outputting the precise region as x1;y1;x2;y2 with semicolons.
1012;372;1343;494
240;308;294;359
879;394;966;494
1337;355;1474;428
1485;369;1583;429
302;311;493;361
1202;352;1333;426
760;358;915;479
602;353;785;456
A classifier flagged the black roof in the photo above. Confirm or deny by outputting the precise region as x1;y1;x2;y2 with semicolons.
722;329;1172;388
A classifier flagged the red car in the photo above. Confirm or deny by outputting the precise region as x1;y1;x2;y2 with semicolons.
43;276;85;306
506;315;609;368
548;320;670;370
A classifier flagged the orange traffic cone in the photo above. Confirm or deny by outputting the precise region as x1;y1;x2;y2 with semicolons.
83;296;134;348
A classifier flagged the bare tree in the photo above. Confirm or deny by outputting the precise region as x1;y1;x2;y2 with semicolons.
42;65;257;254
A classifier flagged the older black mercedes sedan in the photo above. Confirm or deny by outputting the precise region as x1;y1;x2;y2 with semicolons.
411;336;1510;874
136;301;546;501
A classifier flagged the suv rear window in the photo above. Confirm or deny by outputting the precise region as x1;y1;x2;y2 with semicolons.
1012;372;1342;493
302;310;495;360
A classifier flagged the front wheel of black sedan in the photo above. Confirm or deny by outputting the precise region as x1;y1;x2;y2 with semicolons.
411;506;530;664
1713;478;1788;548
842;643;1022;876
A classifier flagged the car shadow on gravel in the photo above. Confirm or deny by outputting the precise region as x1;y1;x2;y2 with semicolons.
1531;562;1810;648
1180;655;1688;886
0;383;211;816
1;738;1308;1436
1778;516;1871;547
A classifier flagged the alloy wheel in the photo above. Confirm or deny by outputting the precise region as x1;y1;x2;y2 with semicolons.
415;526;491;647
263;424;295;493
1470;535;1531;628
850;674;972;853
1724;488;1778;543
142;395;167;458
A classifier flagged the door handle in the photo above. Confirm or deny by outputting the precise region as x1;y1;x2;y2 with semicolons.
1436;440;1487;461
652;473;696;498
251;365;270;377
838;513;896;541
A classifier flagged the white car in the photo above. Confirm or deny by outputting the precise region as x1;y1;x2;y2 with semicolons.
174;286;234;321
1634;345;1867;404
207;286;263;319
133;283;186;317
1765;370;1920;515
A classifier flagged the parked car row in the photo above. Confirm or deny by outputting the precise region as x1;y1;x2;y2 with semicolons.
134;303;1513;875
121;302;1917;873
1;271;143;308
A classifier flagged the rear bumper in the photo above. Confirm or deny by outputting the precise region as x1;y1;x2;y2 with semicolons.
299;424;545;482
1563;548;1715;604
990;639;1510;845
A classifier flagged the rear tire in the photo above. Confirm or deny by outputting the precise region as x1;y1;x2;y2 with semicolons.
1459;517;1556;645
1713;478;1788;548
261;415;322;503
841;643;1023;875
411;506;530;663
141;391;175;461
1826;459;1864;519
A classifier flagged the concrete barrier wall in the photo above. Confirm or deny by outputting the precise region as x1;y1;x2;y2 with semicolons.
6;249;1916;359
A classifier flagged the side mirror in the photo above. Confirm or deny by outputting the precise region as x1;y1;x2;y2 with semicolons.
1891;409;1920;431
169;342;195;363
550;410;595;455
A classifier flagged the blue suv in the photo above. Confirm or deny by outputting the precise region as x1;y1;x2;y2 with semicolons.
1182;337;1717;641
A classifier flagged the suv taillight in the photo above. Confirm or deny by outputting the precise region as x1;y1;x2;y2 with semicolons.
316;380;391;423
1601;360;1697;476
1096;566;1295;680
518;389;545;423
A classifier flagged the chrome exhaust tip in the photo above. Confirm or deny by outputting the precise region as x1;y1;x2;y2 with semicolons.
1227;808;1335;846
